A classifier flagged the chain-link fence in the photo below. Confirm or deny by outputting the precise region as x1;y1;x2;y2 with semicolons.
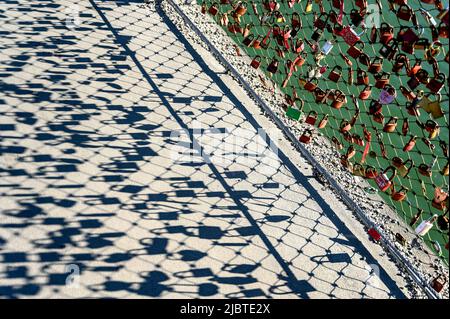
198;0;449;265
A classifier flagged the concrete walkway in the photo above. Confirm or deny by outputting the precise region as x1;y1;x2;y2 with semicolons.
0;0;406;298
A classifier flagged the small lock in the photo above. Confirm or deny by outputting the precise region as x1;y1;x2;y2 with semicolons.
328;65;342;83
299;129;313;144
305;111;318;125
379;39;399;60
374;166;396;192
375;72;391;89
397;4;413;21
347;41;365;59
267;58;279;74
379;23;394;45
321;40;335;55
368;57;384;74
350;9;364;26
311;28;323;42
250;55;262;69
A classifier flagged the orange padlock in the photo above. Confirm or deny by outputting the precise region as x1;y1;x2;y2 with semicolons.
318;114;329;129
383;117;398;133
403;136;417;152
391;185;409;202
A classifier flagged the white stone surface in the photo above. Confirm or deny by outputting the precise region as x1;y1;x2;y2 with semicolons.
0;0;416;298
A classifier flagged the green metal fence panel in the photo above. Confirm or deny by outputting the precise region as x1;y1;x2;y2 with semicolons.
198;0;449;264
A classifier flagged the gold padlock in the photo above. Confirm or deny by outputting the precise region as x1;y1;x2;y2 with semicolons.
305;0;313;13
421;93;444;119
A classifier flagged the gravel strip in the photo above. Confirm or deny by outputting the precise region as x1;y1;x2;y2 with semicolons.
157;0;448;299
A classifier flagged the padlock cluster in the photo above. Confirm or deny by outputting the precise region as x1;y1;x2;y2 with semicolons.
200;0;449;263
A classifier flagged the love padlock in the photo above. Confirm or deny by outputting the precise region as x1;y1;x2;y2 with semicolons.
303;78;318;92
392;157;413;178
375;72;391;89
294;52;307;67
341;26;361;46
392;54;409;73
379;82;396;101
285;99;304;121
368;57;384;74
397;4;413;21
331;90;347;109
426;73;446;94
400;86;416;101
305;111;318;125
379;38;399;60
383;116;398;133
359;85;372;100
313;12;329;30
424;120;440;139
208;2;219;16
328;65;342;83
320;40;334;55
350;9;364;26
267;58;279;74
250;55;262;69
369;100;383;115
356;68;369;86
293;39;304;54
391;186;409;202
374;166;397;192
403;136;417;152
242;34;254;47
299;129;313;144
318;114;329;129
347;41;365;59
379;23;394;45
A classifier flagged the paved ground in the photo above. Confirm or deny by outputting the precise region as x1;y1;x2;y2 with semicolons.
0;0;408;298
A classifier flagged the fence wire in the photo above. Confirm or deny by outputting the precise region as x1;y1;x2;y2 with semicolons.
198;0;449;265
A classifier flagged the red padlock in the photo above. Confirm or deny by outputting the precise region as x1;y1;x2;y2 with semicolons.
250;55;262;69
328;65;342;82
383;117;398;133
397;4;413;21
347;41;365;59
368;228;381;242
242;34;255;47
303;78;318;92
400;86;416;101
305;111;318;125
294;52;307;67
208;3;219;16
392;54;409;73
201;1;207;14
374;166;397;192
331;90;347;109
341;26;361;46
368;57;384;74
267;58;279;74
299;129;313;144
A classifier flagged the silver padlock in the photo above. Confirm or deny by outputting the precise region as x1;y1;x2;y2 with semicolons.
321;40;335;55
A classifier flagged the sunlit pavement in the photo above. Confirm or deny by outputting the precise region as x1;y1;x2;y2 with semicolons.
0;0;406;298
